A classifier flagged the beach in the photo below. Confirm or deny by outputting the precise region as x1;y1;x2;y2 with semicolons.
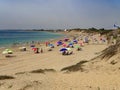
0;31;120;90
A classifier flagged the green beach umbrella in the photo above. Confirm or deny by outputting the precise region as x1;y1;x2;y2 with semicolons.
5;49;9;51
75;45;80;48
8;50;13;54
2;49;13;54
2;51;8;54
66;48;71;51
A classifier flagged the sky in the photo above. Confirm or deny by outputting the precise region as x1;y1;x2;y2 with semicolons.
0;0;120;29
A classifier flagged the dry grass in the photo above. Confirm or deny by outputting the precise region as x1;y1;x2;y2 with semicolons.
15;72;26;75
0;75;15;80
19;85;32;90
18;81;42;90
100;40;120;60
30;69;56;74
110;60;117;65
61;60;88;72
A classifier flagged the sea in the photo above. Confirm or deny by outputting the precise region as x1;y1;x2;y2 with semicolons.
0;30;64;47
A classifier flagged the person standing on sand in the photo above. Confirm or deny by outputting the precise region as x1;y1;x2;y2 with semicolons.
40;48;43;53
45;41;50;47
84;36;89;44
106;35;111;45
45;41;48;47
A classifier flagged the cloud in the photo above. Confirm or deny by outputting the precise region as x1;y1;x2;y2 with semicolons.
0;0;120;29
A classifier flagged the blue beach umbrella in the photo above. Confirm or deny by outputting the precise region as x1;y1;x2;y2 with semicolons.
59;48;67;52
30;45;35;47
48;44;54;47
69;42;73;44
73;40;78;43
48;44;54;48
57;41;63;45
68;42;74;47
68;43;73;46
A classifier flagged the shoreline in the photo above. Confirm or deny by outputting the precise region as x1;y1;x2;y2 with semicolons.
0;31;65;49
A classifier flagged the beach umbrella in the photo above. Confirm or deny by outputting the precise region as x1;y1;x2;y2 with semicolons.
5;49;13;53
2;49;13;54
48;44;54;47
5;49;9;51
67;42;74;47
8;50;13;54
75;45;80;48
57;41;63;45
32;47;37;51
62;43;67;47
30;45;35;47
75;45;82;51
64;38;69;41
48;44;54;48
69;42;73;44
2;51;8;54
68;43;73;46
66;48;71;51
73;40;78;43
59;48;67;52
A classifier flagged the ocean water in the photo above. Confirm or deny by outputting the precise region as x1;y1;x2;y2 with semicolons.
0;30;64;47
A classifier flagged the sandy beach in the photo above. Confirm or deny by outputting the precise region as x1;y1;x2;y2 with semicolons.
0;31;120;90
